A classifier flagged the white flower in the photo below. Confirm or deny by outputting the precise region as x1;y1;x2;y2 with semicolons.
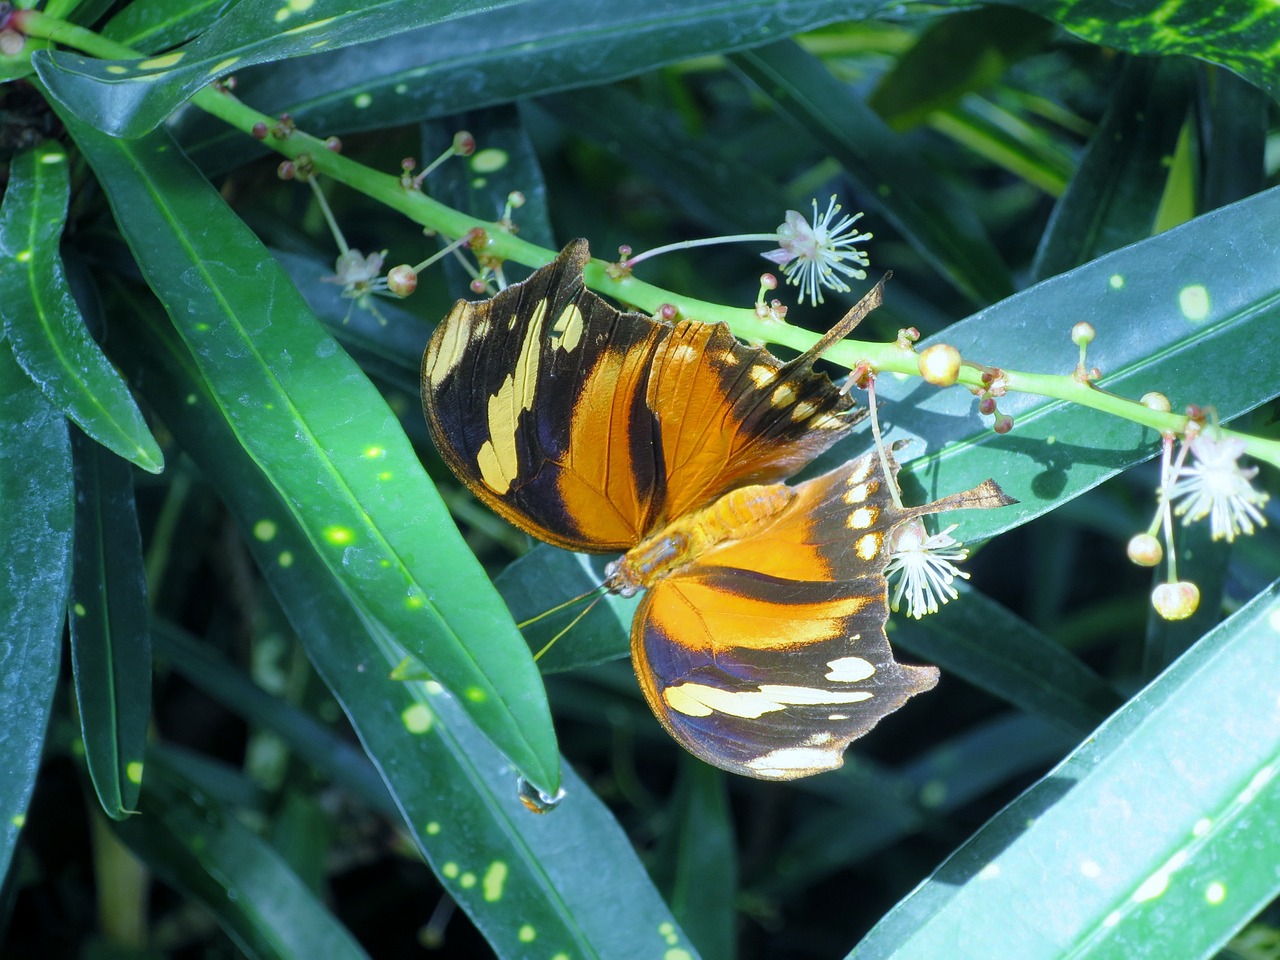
321;248;388;298
762;196;871;306
1167;434;1270;542
884;520;970;619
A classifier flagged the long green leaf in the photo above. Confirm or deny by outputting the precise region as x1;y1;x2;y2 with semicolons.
1033;58;1196;281
176;0;903;168
848;579;1280;960
0;140;162;473
861;184;1280;544
112;291;700;960
0;342;72;881
731;40;1015;306
58;112;561;795
68;426;152;819
33;0;527;138
1001;0;1280;103
112;751;371;960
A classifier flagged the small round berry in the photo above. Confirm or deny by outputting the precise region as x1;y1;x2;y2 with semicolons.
507;190;525;208
1152;581;1200;620
386;265;417;298
979;396;997;416
324;136;343;153
918;343;961;387
276;160;296;180
993;414;1014;434
760;273;778;290
470;278;488;294
251;121;269;140
1071;321;1096;347
453;131;476;156
1140;391;1172;413
1126;533;1162;567
659;303;678;321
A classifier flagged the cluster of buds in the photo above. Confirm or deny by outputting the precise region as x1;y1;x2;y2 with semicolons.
753;273;788;323
972;366;1013;434
1128;405;1270;620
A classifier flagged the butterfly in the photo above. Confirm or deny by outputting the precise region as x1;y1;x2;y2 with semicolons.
421;240;1012;779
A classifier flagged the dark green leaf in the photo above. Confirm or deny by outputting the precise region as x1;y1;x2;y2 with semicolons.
102;0;242;53
1006;0;1280;102
69;426;152;819
113;752;371;960
58;111;561;795
1199;67;1268;210
34;0;528;138
0;140;162;473
864;184;1280;545
893;588;1122;736
152;621;396;817
176;0;902;169
668;761;737;960
731;40;1015;306
112;296;700;960
1033;58;1196;281
869;7;1054;131
848;579;1280;960
0;341;72;881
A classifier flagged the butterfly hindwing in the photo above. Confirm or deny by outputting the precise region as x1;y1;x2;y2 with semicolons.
629;451;939;780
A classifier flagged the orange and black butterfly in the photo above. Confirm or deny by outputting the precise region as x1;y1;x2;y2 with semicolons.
422;240;1011;780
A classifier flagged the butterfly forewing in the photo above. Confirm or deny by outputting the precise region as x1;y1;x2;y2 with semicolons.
423;240;865;550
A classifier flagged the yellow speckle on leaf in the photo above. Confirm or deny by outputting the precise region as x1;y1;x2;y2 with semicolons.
1206;881;1226;904
126;761;144;785
139;53;183;70
354;93;373;109
459;872;476;889
517;925;536;943
425;821;441;835
1179;284;1210;322
401;703;433;734
15;250;31;262
1109;274;1125;290
464;687;487;703
323;525;354;546
11;814;25;828
442;862;459;879
73;603;87;617
253;520;278;541
278;551;294;568
364;445;386;459
471;148;509;174
209;57;240;75
483;861;507;902
106;65;129;75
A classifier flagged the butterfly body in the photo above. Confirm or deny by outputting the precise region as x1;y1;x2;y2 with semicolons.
422;240;1011;779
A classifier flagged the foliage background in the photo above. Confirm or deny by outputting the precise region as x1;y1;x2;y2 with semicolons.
1;1;1278;958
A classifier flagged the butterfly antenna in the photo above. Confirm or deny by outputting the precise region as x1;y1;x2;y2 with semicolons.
865;375;905;510
516;584;606;629
532;593;607;662
800;271;891;362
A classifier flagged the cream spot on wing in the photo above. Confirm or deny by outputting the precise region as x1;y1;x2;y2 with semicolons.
844;482;871;504
790;400;818;421
477;300;547;493
747;747;841;777
826;656;875;682
771;383;797;407
847;457;875;484
665;682;872;719
749;365;776;387
551;303;584;352
846;506;879;529
425;302;474;382
855;533;881;561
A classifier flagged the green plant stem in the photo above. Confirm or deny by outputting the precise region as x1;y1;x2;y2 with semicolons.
20;12;1280;472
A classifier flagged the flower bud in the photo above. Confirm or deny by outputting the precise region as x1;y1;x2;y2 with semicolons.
918;343;961;387
1126;533;1162;567
1152;581;1200;620
1071;321;1096;347
1140;392;1172;413
386;265;417;298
